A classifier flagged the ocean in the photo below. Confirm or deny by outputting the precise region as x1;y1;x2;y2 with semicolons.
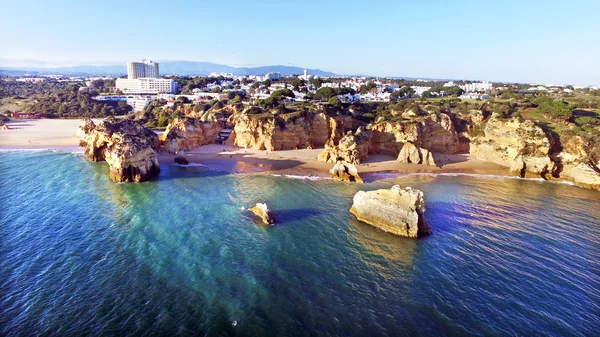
1;151;599;336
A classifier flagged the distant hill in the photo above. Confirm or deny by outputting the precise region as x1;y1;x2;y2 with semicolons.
0;61;336;77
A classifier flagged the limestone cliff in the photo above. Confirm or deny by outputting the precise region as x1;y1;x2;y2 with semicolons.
350;185;432;238
318;128;371;164
160;117;220;153
368;113;464;157
77;118;160;183
556;136;600;190
469;116;554;178
233;111;355;151
397;142;436;166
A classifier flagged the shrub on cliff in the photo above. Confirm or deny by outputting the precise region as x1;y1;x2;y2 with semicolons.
534;97;572;121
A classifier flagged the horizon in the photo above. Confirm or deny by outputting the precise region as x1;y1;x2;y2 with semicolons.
1;0;599;85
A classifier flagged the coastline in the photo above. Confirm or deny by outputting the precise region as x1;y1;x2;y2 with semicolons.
0;118;511;178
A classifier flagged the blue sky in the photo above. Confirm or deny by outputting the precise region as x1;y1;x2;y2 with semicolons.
1;0;599;84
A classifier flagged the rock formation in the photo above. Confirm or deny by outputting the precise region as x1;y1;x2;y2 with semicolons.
350;185;432;238
249;203;275;225
174;151;189;165
318;128;371;164
329;161;364;183
368;114;464;157
397;142;436;166
233;110;356;151
469;116;554;178
556;135;600;190
160;117;220;153
77;118;160;183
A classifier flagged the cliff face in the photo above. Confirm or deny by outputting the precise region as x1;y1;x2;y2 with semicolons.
469;117;554;178
77;118;160;183
233;112;356;151
556;136;600;190
318;128;371;164
368;114;463;157
160;117;220;153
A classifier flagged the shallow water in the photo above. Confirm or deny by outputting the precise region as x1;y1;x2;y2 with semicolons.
1;151;599;336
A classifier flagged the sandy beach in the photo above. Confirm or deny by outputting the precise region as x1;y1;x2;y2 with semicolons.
0;118;509;177
0;119;101;151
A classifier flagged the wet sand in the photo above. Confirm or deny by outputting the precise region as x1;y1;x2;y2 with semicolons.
0;118;510;177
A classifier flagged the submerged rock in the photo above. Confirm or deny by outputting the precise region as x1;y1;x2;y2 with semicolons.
249;203;275;225
350;185;431;238
174;151;189;165
77;118;160;182
329;161;364;183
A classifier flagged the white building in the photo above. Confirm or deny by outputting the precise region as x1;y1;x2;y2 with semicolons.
265;72;282;80
116;78;177;94
127;60;159;79
126;96;153;112
15;77;46;83
91;95;151;112
459;82;493;92
410;86;431;96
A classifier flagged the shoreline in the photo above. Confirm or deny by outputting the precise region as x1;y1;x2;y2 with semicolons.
0;118;575;186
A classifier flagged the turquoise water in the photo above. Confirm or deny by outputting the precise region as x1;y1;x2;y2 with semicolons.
1;151;599;336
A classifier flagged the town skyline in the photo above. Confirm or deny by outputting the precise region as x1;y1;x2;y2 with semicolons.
1;0;599;85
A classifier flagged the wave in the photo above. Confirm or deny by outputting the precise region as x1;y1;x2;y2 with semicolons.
0;148;84;154
173;163;206;167
367;172;576;186
271;174;330;181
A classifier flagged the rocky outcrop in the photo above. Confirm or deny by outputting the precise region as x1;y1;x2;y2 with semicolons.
249;203;275;225
174;151;189;165
469;117;554;178
318;128;371;164
350;185;432;238
329;161;364;183
556;136;600;190
160;117;220;153
233;111;355;151
397;142;436;166
77;118;160;182
369;114;463;157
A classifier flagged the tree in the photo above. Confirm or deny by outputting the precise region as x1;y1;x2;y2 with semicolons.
311;78;323;88
314;87;336;100
263;79;272;87
445;86;465;97
291;78;305;91
535;97;572;121
328;96;341;107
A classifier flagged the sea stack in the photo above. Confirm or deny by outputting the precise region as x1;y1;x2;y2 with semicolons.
77;118;160;183
249;203;275;225
350;185;431;238
329;161;364;183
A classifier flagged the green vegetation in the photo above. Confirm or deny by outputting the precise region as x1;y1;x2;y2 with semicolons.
534;96;572;121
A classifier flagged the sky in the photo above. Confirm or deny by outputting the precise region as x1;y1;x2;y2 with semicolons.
1;0;599;85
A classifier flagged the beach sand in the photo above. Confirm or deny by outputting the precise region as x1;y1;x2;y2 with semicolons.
0;118;509;177
0;119;101;151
